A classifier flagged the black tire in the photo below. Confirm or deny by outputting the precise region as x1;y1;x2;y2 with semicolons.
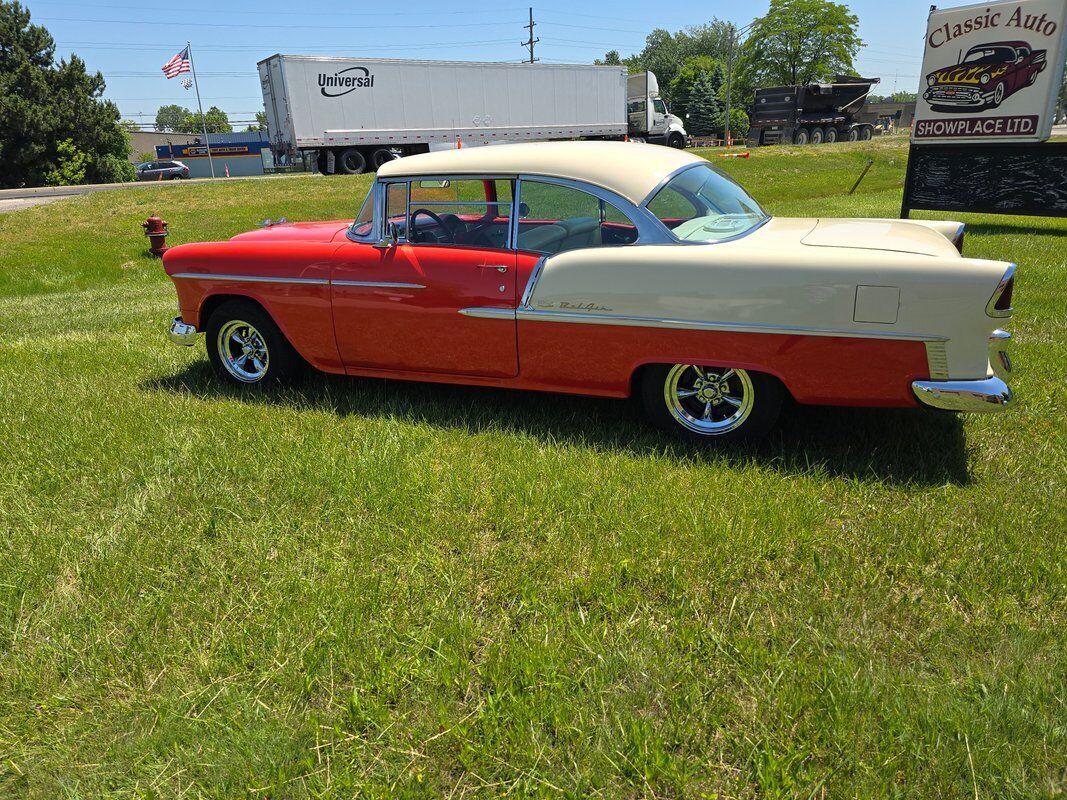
847;127;860;142
859;125;873;141
370;148;396;169
667;132;685;149
990;81;1006;108
316;150;329;174
169;174;183;180
205;299;302;386
338;148;366;175
639;364;783;444
794;128;810;145
810;127;824;145
825;127;838;144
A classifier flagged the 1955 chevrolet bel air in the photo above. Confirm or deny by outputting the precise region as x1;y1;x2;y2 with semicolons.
165;141;1014;442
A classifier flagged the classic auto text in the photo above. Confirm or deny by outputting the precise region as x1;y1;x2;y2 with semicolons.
928;5;1059;47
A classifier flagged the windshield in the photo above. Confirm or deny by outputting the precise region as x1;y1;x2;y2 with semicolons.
962;47;1014;64
647;163;767;242
350;186;374;238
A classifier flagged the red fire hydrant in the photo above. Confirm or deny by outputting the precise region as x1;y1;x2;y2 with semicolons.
143;215;169;257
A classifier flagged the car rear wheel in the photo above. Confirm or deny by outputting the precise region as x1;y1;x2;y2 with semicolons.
338;148;366;175
205;300;301;386
794;128;810;145
640;364;783;443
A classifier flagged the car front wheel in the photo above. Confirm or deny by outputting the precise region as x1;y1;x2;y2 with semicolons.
205;300;301;386
640;364;783;443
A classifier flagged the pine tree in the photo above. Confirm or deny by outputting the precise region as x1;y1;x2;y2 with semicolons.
686;71;722;137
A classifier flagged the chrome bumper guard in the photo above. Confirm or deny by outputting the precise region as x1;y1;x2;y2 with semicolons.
912;329;1014;412
169;317;198;346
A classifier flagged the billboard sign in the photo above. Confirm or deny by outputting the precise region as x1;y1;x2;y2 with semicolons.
913;0;1067;143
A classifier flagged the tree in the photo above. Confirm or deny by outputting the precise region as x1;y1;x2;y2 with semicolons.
595;50;622;66
739;0;863;87
245;110;268;132
686;71;722;137
668;56;723;126
0;1;132;188
890;90;917;103
200;106;231;134
44;139;87;186
155;104;189;132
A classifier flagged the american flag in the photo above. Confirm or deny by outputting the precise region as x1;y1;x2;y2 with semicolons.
162;46;191;79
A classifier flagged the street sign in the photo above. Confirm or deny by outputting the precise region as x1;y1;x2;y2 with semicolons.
913;0;1067;144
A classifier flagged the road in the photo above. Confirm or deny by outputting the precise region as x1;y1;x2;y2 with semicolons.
0;173;313;214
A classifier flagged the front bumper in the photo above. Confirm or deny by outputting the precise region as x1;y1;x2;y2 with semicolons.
169;316;198;346
923;86;992;107
912;329;1014;412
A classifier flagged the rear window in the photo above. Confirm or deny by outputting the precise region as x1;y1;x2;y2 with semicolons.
647;164;767;242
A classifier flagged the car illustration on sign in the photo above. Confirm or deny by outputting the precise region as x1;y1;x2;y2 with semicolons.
164;142;1015;443
924;40;1047;111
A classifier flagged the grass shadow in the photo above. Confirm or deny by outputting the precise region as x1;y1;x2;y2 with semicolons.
145;363;972;487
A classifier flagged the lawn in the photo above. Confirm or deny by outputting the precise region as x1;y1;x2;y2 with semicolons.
0;137;1064;799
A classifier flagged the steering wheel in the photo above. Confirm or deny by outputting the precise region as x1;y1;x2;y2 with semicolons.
410;208;455;244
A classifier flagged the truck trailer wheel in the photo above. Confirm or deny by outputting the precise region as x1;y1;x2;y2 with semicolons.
847;128;860;142
810;127;824;145
825;127;838;144
338;149;366;175
794;128;809;145
370;148;396;169
859;125;873;141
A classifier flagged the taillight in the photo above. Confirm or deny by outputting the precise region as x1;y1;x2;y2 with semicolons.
986;264;1015;318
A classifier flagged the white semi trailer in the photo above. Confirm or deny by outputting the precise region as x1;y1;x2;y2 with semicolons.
257;55;686;174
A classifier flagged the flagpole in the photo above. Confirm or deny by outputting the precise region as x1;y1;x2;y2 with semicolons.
185;41;215;178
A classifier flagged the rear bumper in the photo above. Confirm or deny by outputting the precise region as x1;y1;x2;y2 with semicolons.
169;317;198;346
912;329;1013;412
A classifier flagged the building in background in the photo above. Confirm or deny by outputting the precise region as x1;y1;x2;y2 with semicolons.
864;101;917;133
128;131;197;162
155;131;271;178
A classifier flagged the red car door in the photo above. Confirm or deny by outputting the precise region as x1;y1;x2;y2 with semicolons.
331;240;518;378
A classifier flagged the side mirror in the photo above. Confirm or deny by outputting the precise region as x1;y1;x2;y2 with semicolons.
518;202;530;219
374;221;400;249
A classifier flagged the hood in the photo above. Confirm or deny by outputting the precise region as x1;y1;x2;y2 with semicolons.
799;218;961;257
230;220;351;243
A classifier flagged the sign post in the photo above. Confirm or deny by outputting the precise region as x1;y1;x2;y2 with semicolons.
901;0;1067;217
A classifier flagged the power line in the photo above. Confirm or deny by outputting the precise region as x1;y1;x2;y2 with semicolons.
38;16;523;31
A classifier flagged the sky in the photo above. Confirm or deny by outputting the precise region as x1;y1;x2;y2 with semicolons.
25;0;963;130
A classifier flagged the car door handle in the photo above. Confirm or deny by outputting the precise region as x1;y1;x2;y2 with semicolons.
478;264;509;273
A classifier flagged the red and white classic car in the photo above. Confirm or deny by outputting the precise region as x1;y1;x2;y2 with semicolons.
923;40;1047;111
165;142;1014;442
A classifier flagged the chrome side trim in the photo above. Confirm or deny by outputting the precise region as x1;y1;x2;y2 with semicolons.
458;307;516;320
924;341;950;380
168;317;198;346
986;263;1016;318
515;307;946;341
331;280;425;289
519;255;548;308
171;272;329;286
912;376;1013;412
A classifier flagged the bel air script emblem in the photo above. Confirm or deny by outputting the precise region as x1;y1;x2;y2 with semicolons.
540;301;613;312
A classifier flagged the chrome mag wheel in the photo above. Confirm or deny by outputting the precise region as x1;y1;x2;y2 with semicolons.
663;364;754;435
217;319;270;382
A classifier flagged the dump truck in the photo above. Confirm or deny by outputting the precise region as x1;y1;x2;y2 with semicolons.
746;75;880;146
258;55;685;174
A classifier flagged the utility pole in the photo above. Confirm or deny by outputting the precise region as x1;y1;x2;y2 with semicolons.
723;21;755;148
522;7;539;63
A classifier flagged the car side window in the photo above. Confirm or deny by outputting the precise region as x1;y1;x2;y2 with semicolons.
406;178;513;249
516;180;638;254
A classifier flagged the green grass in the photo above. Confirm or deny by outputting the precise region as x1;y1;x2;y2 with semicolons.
1;137;1065;799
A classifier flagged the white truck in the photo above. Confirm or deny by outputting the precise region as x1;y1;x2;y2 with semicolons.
257;55;686;174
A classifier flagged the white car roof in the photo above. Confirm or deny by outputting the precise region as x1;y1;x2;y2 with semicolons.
376;141;704;205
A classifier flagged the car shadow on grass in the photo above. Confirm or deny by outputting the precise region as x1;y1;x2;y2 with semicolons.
146;362;971;486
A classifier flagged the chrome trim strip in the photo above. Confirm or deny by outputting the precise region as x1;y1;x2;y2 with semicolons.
989;328;1012;380
458;307;516;320
912;376;1013;412
171;272;329;285
515;307;947;342
331;280;425;289
986;263;1016;318
519;255;548;308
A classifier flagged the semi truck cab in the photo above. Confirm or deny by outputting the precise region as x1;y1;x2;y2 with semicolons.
627;71;687;149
